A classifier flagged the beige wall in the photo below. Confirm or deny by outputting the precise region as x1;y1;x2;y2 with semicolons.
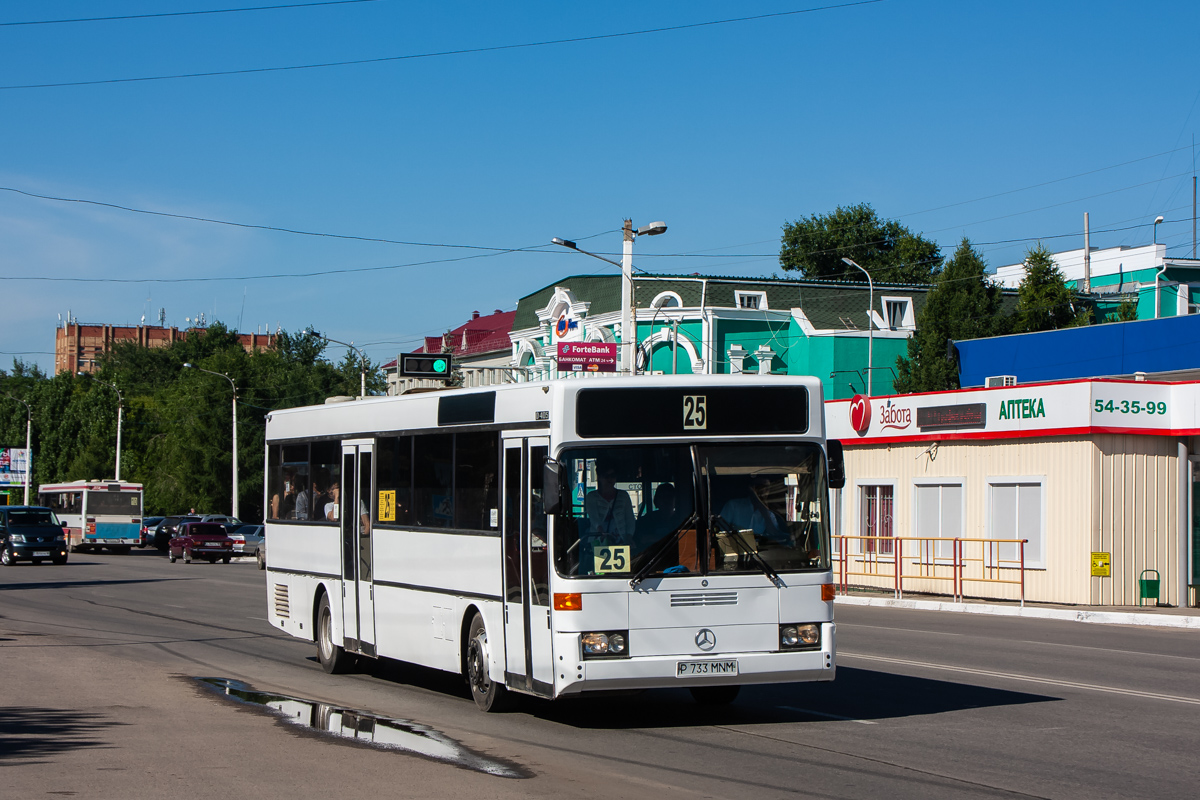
838;435;1189;607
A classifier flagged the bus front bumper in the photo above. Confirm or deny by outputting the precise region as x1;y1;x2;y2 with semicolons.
558;647;835;696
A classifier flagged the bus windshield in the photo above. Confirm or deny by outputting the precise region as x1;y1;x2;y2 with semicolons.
86;490;143;516
553;443;829;579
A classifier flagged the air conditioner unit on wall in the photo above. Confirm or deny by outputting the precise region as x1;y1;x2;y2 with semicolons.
985;375;1017;387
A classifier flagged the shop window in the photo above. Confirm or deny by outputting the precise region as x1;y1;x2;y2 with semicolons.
860;484;894;555
914;483;961;560
988;481;1043;569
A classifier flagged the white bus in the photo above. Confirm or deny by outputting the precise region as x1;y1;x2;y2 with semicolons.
264;376;843;711
38;480;145;553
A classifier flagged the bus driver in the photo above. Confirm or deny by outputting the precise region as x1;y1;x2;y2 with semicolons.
583;460;635;545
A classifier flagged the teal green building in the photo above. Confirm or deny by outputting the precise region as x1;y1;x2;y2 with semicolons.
509;274;935;400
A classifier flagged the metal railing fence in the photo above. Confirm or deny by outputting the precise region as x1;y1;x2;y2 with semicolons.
834;535;1027;606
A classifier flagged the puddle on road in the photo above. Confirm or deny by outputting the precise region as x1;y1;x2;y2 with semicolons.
194;677;527;778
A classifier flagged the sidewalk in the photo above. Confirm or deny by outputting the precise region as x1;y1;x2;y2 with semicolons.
835;588;1200;630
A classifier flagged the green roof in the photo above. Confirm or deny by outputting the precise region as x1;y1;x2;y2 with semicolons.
513;273;1016;332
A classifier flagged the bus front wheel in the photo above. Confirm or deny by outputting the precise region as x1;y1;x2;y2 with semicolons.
465;612;513;712
317;593;352;674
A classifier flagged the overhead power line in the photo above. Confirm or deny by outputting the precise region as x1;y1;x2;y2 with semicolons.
0;0;886;91
0;185;521;252
0;1;383;27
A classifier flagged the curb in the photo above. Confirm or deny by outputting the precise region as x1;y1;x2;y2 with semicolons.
835;594;1200;630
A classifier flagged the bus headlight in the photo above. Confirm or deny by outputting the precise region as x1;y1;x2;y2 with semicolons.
581;631;630;659
780;623;820;650
9;535;25;543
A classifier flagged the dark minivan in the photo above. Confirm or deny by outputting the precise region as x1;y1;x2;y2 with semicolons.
1;506;69;566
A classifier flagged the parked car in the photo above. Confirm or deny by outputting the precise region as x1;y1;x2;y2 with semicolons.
256;531;266;570
0;506;69;566
152;515;200;550
228;524;264;559
139;516;165;548
168;521;235;564
200;514;243;528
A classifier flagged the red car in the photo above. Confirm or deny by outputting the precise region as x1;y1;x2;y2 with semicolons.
168;522;235;564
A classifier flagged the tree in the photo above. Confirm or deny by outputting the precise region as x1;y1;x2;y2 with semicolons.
894;238;1006;393
780;203;943;285
1011;244;1091;333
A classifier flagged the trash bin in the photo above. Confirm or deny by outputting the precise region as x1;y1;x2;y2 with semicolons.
1138;569;1160;607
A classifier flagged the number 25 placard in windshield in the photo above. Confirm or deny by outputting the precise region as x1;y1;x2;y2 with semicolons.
594;545;630;574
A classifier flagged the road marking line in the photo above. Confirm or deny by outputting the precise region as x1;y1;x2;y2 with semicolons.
1017;639;1200;662
777;705;877;724
840;651;1200;706
840;623;962;636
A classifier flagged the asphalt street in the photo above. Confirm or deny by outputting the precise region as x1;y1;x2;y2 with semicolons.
1;550;1197;799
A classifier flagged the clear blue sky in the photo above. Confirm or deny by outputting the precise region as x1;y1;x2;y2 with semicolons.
3;0;1199;375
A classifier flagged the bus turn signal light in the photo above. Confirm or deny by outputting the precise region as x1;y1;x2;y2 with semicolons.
553;593;583;611
821;583;836;602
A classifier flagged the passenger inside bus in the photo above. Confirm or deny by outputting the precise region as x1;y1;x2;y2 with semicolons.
583;460;635;545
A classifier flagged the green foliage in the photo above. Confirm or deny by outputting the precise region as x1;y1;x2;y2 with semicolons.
1116;297;1140;321
0;325;386;521
780;203;943;284
894;238;1006;393
1011;244;1091;333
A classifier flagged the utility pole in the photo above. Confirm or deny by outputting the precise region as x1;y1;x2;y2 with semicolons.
1083;212;1091;293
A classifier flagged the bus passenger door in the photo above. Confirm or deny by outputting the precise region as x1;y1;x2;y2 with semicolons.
341;442;376;656
501;439;526;689
501;436;554;696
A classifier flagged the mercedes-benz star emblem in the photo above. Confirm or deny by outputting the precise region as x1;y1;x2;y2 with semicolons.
695;628;716;651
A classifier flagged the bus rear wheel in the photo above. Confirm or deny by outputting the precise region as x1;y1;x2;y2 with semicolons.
317;593;352;674
465;612;513;712
689;685;741;705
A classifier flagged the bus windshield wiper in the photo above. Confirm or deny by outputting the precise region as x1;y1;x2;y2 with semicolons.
629;511;698;589
709;513;782;587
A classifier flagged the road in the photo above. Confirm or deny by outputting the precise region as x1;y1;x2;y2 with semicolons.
1;550;1197;799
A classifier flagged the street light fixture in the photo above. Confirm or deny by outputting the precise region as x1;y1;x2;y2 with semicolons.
77;372;124;481
307;329;368;398
1154;215;1165;245
3;394;32;504
183;363;239;519
841;257;875;397
552;219;667;374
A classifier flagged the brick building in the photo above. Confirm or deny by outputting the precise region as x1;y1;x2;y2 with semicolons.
56;323;275;375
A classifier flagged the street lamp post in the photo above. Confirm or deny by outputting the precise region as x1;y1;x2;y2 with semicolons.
307;330;368;398
841;257;875;397
78;373;123;480
183;364;238;519
1153;215;1167;318
4;394;31;505
552;219;667;374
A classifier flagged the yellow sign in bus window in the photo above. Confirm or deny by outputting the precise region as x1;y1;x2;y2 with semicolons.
594;545;631;574
378;490;396;522
1091;551;1111;577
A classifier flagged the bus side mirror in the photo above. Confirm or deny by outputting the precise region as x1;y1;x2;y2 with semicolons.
543;458;563;515
827;440;846;490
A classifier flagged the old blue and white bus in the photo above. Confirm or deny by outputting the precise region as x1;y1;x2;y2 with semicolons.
38;480;144;553
263;375;841;710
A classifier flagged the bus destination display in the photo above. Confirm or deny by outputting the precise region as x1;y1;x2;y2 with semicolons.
575;386;808;438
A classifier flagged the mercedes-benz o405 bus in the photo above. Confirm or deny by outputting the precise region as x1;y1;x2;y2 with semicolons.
38;480;144;553
263;376;844;710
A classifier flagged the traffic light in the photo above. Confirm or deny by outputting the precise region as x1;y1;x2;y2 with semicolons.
400;352;453;380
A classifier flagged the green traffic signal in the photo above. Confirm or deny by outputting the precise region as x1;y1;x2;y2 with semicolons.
433;358;447;373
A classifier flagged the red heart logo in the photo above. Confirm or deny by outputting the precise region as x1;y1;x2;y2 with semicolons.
849;394;871;434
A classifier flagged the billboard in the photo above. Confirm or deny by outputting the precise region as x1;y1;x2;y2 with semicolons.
556;342;617;372
0;448;30;487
